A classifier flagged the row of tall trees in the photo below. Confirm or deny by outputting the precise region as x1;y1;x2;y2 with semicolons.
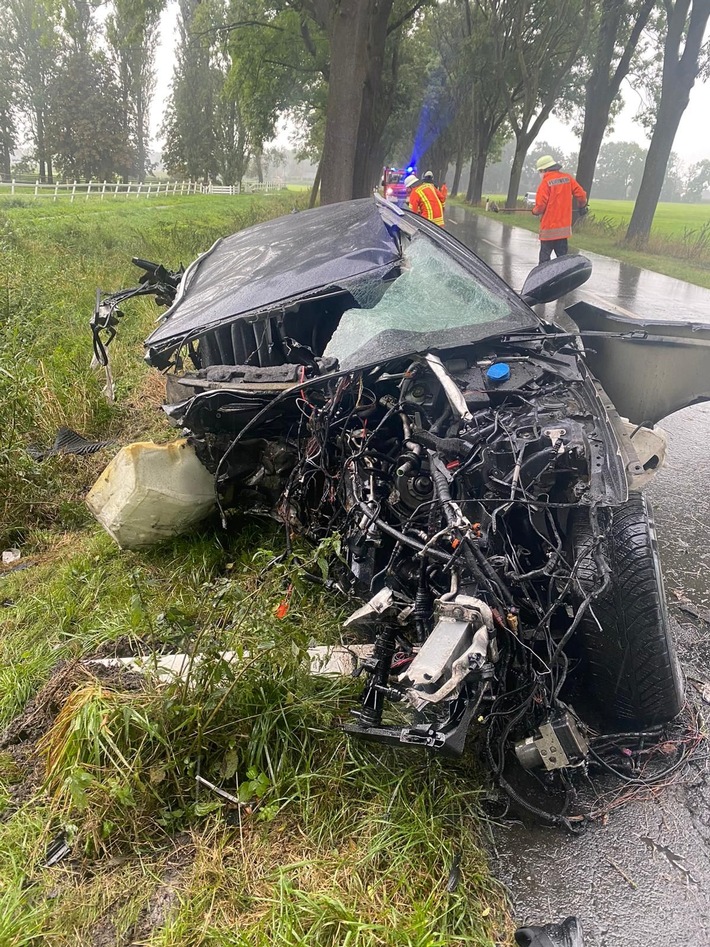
0;0;163;181
175;0;708;241
2;0;707;239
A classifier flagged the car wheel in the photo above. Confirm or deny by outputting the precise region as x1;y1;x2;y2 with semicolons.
569;494;684;727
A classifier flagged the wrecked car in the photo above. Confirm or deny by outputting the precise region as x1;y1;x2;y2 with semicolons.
90;197;710;815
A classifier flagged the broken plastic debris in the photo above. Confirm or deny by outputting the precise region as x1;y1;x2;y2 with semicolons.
2;548;21;565
27;426;116;461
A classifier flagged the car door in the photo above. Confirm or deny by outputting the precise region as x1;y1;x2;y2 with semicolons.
566;300;710;426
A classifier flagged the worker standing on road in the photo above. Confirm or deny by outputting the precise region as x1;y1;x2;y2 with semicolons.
423;170;448;205
532;155;587;263
405;173;445;227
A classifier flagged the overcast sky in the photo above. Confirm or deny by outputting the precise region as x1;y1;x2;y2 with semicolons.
150;4;710;169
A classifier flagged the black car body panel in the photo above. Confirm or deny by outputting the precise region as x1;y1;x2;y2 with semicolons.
145;199;541;369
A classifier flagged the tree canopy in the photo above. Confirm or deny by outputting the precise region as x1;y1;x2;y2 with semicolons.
0;0;705;238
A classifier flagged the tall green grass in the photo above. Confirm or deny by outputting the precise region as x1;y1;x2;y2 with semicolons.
0;528;508;945
0;194;307;546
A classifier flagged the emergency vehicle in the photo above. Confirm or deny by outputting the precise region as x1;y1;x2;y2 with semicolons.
381;167;409;205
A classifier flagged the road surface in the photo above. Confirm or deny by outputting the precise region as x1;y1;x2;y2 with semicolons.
448;205;710;947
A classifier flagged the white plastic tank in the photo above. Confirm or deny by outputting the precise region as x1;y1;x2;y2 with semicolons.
86;439;216;549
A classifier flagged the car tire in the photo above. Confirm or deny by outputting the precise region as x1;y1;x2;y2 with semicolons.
569;494;684;727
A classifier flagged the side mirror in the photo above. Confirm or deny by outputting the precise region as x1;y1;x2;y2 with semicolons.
520;255;592;305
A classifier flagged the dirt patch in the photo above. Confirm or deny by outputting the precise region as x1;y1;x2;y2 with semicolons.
127;865;185;944
89;835;195;947
0;661;147;749
0;742;44;815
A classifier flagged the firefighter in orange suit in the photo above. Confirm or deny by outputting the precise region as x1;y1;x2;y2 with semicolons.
423;170;448;204
405;173;445;227
532;155;587;263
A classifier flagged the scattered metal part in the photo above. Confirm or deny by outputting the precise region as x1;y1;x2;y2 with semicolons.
43;833;71;868
343;587;395;627
515;714;590;772
514;916;584;947
27;427;116;462
195;774;242;806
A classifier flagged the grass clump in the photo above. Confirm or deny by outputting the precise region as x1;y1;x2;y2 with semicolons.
0;193;308;547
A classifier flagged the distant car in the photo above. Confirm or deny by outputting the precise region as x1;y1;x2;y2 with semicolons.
524;191;536;207
93;196;710;778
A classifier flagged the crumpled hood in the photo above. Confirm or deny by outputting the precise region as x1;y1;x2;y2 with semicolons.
145;199;402;356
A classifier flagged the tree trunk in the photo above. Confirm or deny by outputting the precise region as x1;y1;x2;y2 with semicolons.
505;136;529;208
625;95;688;241
320;0;393;204
468;147;487;205
575;0;655;197
576;93;612;197
309;154;323;208
136;86;146;181
36;108;47;183
451;145;464;196
626;0;710;243
352;1;393;197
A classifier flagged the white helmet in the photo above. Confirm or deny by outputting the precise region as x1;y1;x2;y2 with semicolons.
404;174;419;188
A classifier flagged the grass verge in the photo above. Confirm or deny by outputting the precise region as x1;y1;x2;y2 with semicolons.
0;528;509;945
0;194;510;944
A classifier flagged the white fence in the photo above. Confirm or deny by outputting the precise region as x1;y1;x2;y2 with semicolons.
0;179;282;201
206;182;280;195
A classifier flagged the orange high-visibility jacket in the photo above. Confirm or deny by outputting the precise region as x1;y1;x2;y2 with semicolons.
409;182;445;226
533;170;586;241
435;183;448;203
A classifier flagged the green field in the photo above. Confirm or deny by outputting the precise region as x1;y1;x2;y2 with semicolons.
0;194;508;945
572;198;710;236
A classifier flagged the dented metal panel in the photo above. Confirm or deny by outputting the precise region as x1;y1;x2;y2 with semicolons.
568;301;710;424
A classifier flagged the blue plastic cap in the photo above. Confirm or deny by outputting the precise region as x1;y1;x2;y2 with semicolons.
486;362;511;383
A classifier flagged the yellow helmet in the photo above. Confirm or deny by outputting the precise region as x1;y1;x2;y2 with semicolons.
536;155;557;171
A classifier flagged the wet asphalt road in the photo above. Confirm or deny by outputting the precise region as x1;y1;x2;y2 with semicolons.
447;206;710;946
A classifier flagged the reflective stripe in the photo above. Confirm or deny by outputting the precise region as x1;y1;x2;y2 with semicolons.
540;225;572;240
413;183;444;225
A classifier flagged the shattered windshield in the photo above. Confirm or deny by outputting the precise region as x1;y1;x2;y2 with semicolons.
325;233;526;369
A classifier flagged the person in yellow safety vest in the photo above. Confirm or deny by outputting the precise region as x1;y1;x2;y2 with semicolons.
404;174;445;226
423;170;448;204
